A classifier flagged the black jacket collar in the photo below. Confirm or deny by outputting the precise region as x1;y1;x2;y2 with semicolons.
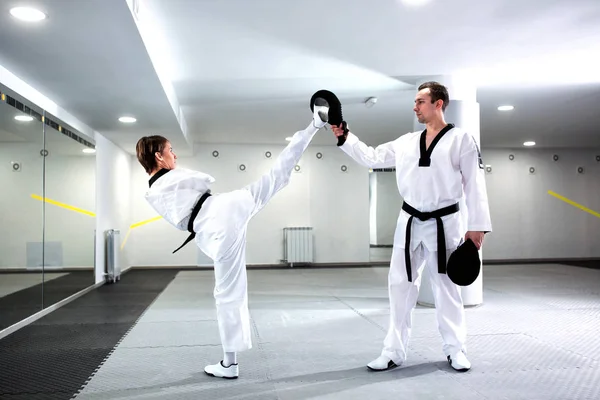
149;168;171;188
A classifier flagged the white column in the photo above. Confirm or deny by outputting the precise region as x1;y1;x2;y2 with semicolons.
413;75;484;308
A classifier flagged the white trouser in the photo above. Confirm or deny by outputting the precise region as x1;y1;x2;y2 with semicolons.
381;241;467;363
194;122;319;352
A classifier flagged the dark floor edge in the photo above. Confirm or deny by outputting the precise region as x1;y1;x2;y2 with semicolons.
0;268;94;273
0;270;179;399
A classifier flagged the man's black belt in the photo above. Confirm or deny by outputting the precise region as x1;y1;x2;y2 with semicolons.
172;191;212;254
402;201;460;282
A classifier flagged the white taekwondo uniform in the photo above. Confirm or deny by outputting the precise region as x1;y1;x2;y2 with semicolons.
144;121;321;353
339;123;492;363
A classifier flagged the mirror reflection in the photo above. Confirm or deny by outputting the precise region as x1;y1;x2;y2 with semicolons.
0;89;44;330
42;111;96;308
0;86;96;332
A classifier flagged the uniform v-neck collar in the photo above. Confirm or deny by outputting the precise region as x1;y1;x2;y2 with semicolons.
418;123;455;167
149;168;171;187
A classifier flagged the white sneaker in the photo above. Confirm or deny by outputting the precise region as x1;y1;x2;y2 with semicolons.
204;360;239;379
447;351;471;372
312;98;329;129
367;355;399;371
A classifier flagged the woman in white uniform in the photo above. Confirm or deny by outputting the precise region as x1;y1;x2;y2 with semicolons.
135;104;329;379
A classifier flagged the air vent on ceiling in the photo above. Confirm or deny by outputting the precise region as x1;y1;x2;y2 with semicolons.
0;89;95;150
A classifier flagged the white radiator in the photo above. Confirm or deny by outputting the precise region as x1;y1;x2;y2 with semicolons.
283;227;314;266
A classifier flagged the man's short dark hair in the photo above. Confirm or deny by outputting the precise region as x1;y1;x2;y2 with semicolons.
136;135;168;174
418;81;450;111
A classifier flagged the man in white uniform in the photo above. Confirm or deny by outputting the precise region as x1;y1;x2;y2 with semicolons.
136;102;329;379
331;82;492;372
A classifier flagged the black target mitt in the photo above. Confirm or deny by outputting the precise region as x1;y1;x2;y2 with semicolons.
310;89;349;146
446;239;481;287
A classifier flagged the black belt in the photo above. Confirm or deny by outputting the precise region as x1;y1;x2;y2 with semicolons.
172;191;212;254
402;201;459;282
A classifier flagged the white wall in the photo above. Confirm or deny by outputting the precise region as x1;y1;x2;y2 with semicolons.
372;171;402;245
129;143;371;267
482;148;600;260
0;142;95;268
94;133;132;283
368;147;600;261
0;142;44;268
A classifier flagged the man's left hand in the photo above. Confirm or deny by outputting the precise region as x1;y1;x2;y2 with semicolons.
465;231;485;249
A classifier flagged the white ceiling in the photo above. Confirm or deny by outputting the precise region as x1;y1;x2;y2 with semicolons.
1;0;599;154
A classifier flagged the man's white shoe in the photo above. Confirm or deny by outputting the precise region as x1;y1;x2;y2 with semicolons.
367;355;399;371
204;360;239;379
447;351;471;372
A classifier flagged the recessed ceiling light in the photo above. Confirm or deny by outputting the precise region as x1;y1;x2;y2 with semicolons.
14;115;33;122
82;148;96;154
523;141;536;146
10;7;46;22
399;0;431;6
498;105;514;111
285;137;292;141
118;116;136;123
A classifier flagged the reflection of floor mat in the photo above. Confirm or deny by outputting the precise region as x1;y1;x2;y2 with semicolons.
0;270;178;400
0;271;94;331
560;260;600;270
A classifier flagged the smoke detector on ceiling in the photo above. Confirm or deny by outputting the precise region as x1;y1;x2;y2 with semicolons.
364;97;378;108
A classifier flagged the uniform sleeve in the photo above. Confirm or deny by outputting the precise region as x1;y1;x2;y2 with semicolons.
339;132;397;169
459;134;492;233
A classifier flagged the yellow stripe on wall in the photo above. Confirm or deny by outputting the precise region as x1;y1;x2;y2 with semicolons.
548;190;600;219
30;194;164;249
129;216;163;229
31;194;96;217
121;228;132;250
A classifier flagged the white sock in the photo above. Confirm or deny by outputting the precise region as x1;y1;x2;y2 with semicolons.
223;352;237;366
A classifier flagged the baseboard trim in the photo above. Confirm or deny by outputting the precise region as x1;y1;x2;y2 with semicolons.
131;261;391;270
483;257;600;265
370;244;393;248
0;280;105;340
130;258;600;270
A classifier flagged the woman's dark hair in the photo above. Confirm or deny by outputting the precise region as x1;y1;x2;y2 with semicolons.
136;135;168;174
